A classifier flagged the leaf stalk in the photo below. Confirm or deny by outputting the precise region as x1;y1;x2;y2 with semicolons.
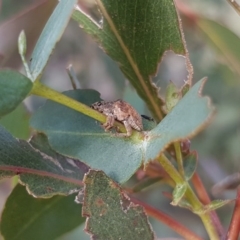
158;154;219;240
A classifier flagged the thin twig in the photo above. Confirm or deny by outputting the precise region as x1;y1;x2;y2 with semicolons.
131;197;203;240
226;187;240;240
227;0;240;15
66;64;78;90
192;173;225;237
174;142;184;176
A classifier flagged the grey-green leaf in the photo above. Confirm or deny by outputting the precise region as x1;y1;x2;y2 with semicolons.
30;89;143;184
0;126;89;197
30;78;213;184
144;78;213;164
29;0;78;81
0;69;32;116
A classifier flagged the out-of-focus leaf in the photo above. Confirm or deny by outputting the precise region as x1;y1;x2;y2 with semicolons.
212;172;240;195
165;82;181;112
102;52;126;96
0;126;89;197
0;69;32;116
0;184;84;240
29;0;78;81
177;199;193;211
0;0;58;68
183;151;197;181
132;177;163;193
123;86;146;115
18;30;27;58
0;104;30;139
171;183;187;206
73;0;186;120
194;199;234;215
30;78;214;184
181;83;190;97
58;223;89;240
197;18;240;77
82;170;154;240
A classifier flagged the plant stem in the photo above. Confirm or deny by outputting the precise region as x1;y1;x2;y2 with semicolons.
158;154;219;240
226;0;240;15
131;197;204;240
226;188;240;240
30;81;127;133
174;142;184;176
192;173;224;236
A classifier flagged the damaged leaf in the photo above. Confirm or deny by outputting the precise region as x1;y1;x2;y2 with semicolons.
73;0;187;120
82;170;154;240
0;126;89;197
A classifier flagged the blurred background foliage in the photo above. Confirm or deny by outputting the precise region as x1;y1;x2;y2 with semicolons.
0;0;240;239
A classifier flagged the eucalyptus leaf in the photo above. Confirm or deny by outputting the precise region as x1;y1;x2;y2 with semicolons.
0;126;89;197
166;82;181;112
30;0;78;80
0;104;30;139
197;17;240;77
0;185;84;240
30;78;214;183
0;69;32;116
193;199;234;215
171;183;187;206
82;170;154;240
73;0;186;120
183;152;198;181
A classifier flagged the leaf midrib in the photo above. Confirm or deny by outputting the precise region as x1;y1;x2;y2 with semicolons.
11;197;61;240
96;0;163;120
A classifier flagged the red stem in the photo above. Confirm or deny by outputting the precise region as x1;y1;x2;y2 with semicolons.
226;188;240;240
192;173;225;237
131;197;203;240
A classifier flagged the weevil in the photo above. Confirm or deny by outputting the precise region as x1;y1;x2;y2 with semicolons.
91;100;143;137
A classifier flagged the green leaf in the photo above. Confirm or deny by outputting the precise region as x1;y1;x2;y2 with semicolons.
194;199;234;215
0;70;32;116
0;104;30;139
197;18;240;77
165;82;181;112
183;151;198;181
29;0;78;81
181;83;190;97
18;30;32;80
132;177;163;193
30;78;213;183
72;0;186;120
171;183;187;206
18;30;27;57
0;184;85;240
0;126;89;197
177;199;193;211
82;170;154;240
